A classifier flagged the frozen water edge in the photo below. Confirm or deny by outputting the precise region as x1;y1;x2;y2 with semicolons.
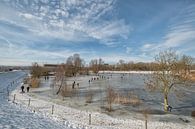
11;83;195;129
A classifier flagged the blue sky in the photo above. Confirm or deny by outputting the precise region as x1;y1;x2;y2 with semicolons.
0;0;195;66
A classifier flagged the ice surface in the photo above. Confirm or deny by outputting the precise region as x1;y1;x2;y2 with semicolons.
9;71;195;129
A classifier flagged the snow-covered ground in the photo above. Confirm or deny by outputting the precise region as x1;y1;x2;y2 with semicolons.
0;71;71;129
10;74;195;129
98;70;154;74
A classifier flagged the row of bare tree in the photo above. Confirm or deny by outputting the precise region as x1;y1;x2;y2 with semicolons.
31;50;194;112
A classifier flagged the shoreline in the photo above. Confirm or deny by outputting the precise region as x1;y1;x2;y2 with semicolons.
98;71;154;74
10;82;195;129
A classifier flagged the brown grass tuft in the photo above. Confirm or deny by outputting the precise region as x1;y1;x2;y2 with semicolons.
30;78;40;88
191;110;195;117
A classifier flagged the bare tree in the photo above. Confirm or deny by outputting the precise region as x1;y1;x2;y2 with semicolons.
145;50;193;112
90;59;99;74
89;58;105;74
55;64;66;95
66;54;84;76
31;63;43;78
106;85;116;112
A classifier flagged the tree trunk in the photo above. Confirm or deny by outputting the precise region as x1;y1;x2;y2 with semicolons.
56;78;64;95
109;103;111;111
164;94;168;112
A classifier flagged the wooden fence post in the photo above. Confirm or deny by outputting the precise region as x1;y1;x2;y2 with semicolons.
89;113;91;125
13;94;16;103
7;87;10;101
52;105;54;114
28;98;31;107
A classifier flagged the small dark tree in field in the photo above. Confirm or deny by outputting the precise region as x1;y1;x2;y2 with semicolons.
30;63;47;88
145;50;193;112
107;85;116;112
31;63;43;78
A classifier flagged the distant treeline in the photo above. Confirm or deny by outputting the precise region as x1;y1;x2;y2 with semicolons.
30;53;195;78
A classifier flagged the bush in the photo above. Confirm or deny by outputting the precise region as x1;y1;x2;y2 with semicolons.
85;90;94;103
191;110;195;117
60;85;73;97
30;78;40;88
129;95;142;106
107;86;117;112
116;92;142;106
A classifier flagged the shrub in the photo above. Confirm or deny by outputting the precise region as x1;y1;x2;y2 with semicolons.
60;85;73;97
116;92;142;106
85;90;94;103
129;95;142;106
107;86;117;112
191;110;195;117
30;78;40;88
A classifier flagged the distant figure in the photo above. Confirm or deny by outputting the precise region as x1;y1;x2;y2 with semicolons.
47;76;49;80
21;85;24;93
167;105;172;112
72;81;75;89
77;83;79;88
27;86;30;92
88;80;90;83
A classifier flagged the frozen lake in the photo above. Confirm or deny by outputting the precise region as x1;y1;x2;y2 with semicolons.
0;71;71;129
39;73;195;118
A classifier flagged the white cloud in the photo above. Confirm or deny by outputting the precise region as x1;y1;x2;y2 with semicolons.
140;4;195;56
1;0;129;46
126;47;132;54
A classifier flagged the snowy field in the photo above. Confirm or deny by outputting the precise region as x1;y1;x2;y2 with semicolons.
9;71;195;129
0;71;71;129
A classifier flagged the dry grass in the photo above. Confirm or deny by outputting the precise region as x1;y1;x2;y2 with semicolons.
191;110;195;117
190;73;195;81
107;86;117;112
61;85;73;97
30;78;40;88
85;90;94;103
115;92;142;106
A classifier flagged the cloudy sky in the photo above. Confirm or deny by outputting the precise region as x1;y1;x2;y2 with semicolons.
0;0;195;66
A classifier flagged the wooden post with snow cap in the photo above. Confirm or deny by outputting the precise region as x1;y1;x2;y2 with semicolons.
13;94;16;103
7;86;9;96
52;105;54;114
7;86;10;101
28;98;31;107
89;113;91;125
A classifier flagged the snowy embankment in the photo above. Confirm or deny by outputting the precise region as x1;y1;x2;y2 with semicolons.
10;84;195;129
0;71;69;129
98;71;154;74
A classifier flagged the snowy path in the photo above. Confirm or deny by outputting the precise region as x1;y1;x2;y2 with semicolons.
0;71;71;129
